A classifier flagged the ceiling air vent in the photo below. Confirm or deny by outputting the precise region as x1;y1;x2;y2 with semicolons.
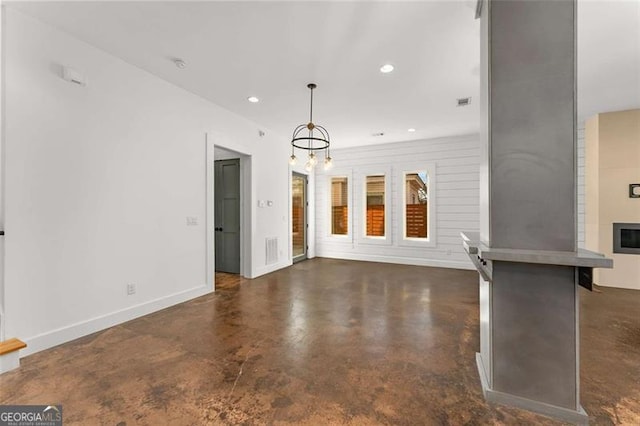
457;97;471;107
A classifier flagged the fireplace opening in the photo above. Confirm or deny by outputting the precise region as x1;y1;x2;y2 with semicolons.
613;223;640;254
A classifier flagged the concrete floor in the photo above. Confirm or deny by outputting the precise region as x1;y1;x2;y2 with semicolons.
0;258;638;425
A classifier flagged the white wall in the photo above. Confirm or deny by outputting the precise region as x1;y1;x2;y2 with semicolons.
315;135;479;269
577;122;585;248
3;9;290;355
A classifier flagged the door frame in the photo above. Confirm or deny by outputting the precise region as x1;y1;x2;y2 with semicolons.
288;165;314;264
291;172;308;263
206;135;252;290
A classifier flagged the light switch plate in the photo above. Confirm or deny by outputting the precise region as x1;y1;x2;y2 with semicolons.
630;184;640;198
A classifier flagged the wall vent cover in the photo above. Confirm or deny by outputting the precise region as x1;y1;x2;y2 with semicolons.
265;237;278;265
457;97;471;106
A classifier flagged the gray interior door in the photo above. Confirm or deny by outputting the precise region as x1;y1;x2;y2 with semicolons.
215;159;240;273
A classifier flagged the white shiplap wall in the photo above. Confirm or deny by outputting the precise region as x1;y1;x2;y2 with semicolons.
577;122;585;248
315;134;479;270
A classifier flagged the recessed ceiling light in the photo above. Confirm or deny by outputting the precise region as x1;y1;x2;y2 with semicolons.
380;64;394;74
408;128;416;132
247;96;260;103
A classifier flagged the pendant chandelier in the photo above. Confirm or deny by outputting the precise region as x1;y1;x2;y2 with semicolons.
289;83;332;171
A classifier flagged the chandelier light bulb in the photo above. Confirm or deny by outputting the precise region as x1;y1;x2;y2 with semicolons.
289;154;297;165
308;153;317;166
305;161;313;172
324;156;333;170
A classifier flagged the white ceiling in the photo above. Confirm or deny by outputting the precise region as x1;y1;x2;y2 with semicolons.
7;1;640;149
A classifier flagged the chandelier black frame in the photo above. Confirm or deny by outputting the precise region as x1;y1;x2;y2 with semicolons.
289;83;331;169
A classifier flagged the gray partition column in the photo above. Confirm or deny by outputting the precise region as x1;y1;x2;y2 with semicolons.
463;1;612;424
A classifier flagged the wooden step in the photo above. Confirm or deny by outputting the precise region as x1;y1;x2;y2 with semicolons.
0;338;27;356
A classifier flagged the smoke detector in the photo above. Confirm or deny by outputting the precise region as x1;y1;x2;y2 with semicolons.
173;58;187;69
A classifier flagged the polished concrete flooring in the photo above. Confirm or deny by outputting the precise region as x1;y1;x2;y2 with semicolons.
1;258;639;425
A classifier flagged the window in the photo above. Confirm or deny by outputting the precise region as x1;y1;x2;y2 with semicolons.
366;175;385;237
331;177;348;235
396;164;435;247
404;171;428;239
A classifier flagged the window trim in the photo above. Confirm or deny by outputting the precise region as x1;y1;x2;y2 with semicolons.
325;169;353;242
357;166;392;246
396;163;437;248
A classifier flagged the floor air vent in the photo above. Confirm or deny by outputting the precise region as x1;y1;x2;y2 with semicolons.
265;237;278;265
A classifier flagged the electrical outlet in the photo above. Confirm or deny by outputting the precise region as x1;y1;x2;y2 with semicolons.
127;283;136;295
186;216;198;226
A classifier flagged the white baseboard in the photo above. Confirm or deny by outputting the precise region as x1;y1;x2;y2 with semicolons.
251;259;292;279
21;284;213;358
316;251;475;270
